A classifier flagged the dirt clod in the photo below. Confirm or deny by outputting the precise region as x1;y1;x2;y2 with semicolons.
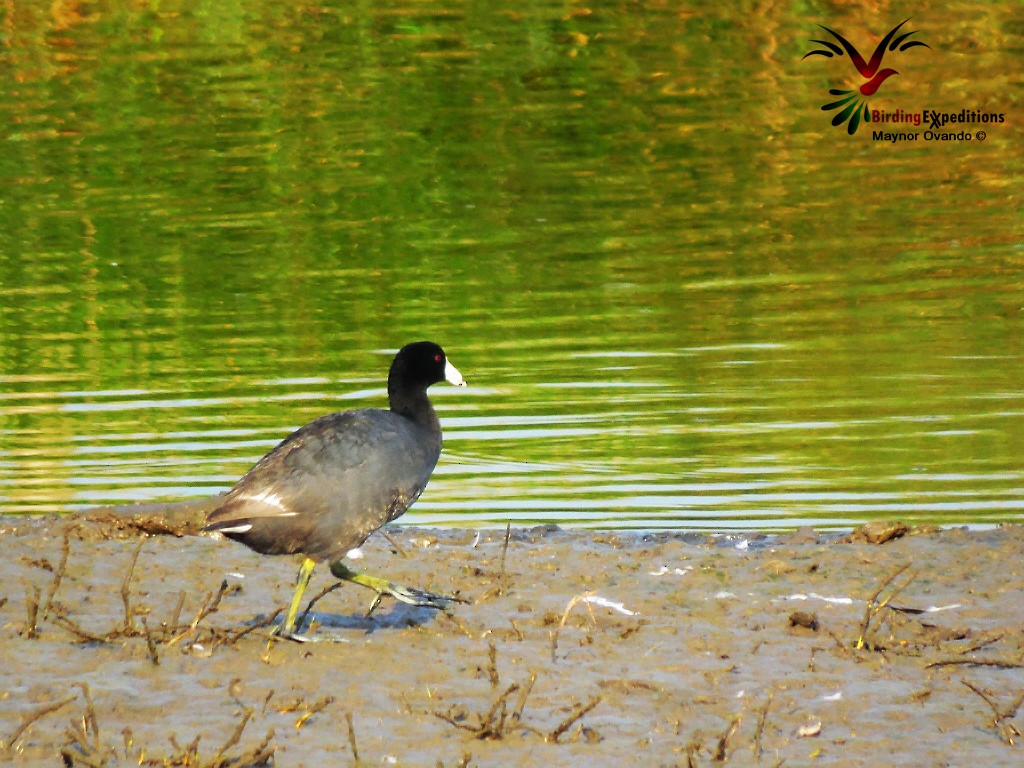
788;610;819;632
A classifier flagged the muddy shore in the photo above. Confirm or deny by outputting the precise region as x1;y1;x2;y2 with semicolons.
1;510;1022;767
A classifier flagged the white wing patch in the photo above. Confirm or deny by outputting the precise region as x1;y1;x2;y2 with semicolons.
215;524;253;533
239;489;297;517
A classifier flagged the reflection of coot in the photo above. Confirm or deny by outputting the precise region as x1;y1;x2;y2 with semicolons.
204;341;466;640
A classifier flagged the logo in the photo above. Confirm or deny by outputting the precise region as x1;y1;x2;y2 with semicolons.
802;18;929;134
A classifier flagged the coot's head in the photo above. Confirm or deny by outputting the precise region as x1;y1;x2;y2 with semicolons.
389;341;466;393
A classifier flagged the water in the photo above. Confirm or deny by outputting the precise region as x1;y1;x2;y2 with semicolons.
0;2;1021;528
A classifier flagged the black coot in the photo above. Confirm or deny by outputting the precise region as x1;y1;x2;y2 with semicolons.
204;341;466;639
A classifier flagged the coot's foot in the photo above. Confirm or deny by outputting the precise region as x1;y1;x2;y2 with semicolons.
360;583;462;617
384;583;458;609
269;626;350;643
269;624;318;643
330;560;463;615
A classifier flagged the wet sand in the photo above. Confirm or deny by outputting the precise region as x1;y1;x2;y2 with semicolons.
1;511;1022;767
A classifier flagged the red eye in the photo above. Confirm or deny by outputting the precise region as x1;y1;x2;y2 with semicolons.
434;354;443;362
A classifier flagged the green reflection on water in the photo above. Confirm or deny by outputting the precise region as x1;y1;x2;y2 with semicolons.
0;2;1022;527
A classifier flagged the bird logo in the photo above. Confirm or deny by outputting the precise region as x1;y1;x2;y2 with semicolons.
803;19;930;134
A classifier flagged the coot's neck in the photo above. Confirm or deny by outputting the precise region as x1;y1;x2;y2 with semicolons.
388;381;441;436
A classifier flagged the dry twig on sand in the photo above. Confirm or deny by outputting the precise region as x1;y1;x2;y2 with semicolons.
2;695;76;753
856;562;915;651
431;653;601;744
41;531;71;622
119;541;144;634
346;712;360;763
550;592;597;662
926;657;1024;670
433;683;522;740
711;714;741;762
24;540;249;654
498;523;511;595
485;640;500;687
961;679;1024;746
21;584;41;639
60;683;114;767
58;685;276;768
547;696;602;743
751;690;775;757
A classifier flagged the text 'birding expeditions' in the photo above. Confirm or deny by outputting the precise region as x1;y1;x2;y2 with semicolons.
869;108;1005;143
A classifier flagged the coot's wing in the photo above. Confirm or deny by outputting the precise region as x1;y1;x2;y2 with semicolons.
205;409;440;560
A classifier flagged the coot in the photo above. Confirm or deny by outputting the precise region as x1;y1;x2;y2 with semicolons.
204;341;466;639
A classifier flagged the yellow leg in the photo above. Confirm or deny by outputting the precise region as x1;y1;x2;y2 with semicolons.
281;557;316;636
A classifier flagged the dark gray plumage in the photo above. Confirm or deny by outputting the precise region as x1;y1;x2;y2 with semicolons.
207;409;440;560
203;341;466;640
